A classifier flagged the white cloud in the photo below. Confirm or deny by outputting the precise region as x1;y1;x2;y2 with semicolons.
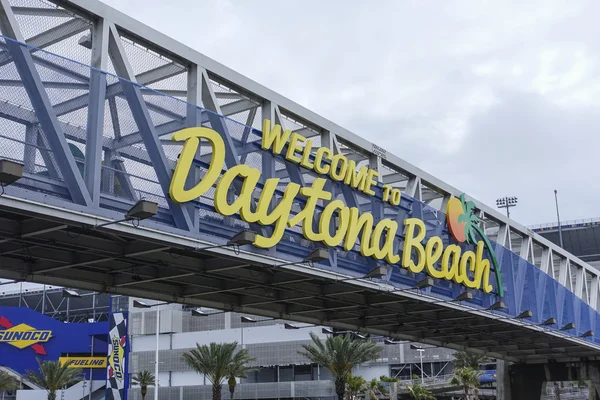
100;0;600;225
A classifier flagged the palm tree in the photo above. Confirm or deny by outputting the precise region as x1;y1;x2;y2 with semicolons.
379;375;399;383
182;342;255;400
453;351;488;369
298;332;382;400
456;194;504;296
364;378;386;400
0;370;16;397
132;370;155;400
226;354;256;399
450;367;482;400
26;359;82;400
346;375;366;400
405;379;436;400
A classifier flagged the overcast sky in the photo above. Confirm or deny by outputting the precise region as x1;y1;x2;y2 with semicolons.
97;0;600;227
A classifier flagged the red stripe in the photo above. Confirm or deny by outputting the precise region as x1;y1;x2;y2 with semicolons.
31;344;46;355
0;316;13;329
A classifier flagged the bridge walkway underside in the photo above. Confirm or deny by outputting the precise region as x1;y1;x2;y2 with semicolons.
0;201;596;364
0;0;597;367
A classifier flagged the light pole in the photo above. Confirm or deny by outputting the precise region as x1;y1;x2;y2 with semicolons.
410;344;425;384
554;190;564;248
496;196;518;218
133;300;164;400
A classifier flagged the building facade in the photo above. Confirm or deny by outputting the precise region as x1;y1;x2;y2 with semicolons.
0;286;457;400
127;299;455;400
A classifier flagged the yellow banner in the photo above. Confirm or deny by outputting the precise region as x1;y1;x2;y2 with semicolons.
59;357;107;369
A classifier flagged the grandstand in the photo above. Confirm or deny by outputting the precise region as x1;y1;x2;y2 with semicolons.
531;218;600;269
0;284;109;323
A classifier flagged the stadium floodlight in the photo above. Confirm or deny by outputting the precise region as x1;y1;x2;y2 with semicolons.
227;230;256;246
455;292;473;302
284;323;317;330
62;289;81;298
336;266;389;283
414;277;434;289
132;299;152;309
191;309;227;317
560;322;575;331
384;338;405;345
424;291;473;307
240;316;275;324
0;160;23;192
364;266;388;279
125;200;159;221
96;199;158;228
517;310;533;319
271;247;329;269
304;248;329;263
62;289;81;324
487;300;505;311
540;317;557;326
192;230;258;252
388;277;434;295
352;332;368;340
496;196;518;218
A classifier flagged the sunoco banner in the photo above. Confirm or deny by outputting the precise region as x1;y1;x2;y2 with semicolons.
105;312;128;400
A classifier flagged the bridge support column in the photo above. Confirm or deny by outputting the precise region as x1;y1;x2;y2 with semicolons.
509;364;545;400
497;360;512;400
580;361;600;400
592;382;600;400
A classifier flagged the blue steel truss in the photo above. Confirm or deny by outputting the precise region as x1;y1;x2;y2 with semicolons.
0;33;597;349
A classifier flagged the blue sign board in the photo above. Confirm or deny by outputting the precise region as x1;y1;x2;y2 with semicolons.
0;307;108;380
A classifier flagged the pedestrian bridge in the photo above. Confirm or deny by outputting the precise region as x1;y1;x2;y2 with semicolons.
0;0;598;366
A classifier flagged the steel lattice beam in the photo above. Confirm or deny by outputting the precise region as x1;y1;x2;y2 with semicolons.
0;1;91;206
0;0;597;363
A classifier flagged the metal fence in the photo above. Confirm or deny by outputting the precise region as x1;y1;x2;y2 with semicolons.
128;380;336;400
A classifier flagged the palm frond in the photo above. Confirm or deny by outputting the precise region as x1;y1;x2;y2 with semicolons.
132;370;155;386
26;359;82;392
182;341;254;387
0;370;16;392
298;332;382;380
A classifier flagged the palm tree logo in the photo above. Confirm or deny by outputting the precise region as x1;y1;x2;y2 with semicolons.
446;194;504;297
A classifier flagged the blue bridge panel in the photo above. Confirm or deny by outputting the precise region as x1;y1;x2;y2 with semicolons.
0;35;597;350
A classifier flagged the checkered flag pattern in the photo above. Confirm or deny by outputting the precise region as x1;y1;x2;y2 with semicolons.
105;312;128;400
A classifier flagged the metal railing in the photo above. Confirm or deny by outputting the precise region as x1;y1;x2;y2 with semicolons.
397;374;455;387
529;217;600;231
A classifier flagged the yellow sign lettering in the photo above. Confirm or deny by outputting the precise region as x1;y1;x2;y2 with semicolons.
261;120;291;155
402;218;426;273
169;127;225;203
169;121;496;294
59;357;107;369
